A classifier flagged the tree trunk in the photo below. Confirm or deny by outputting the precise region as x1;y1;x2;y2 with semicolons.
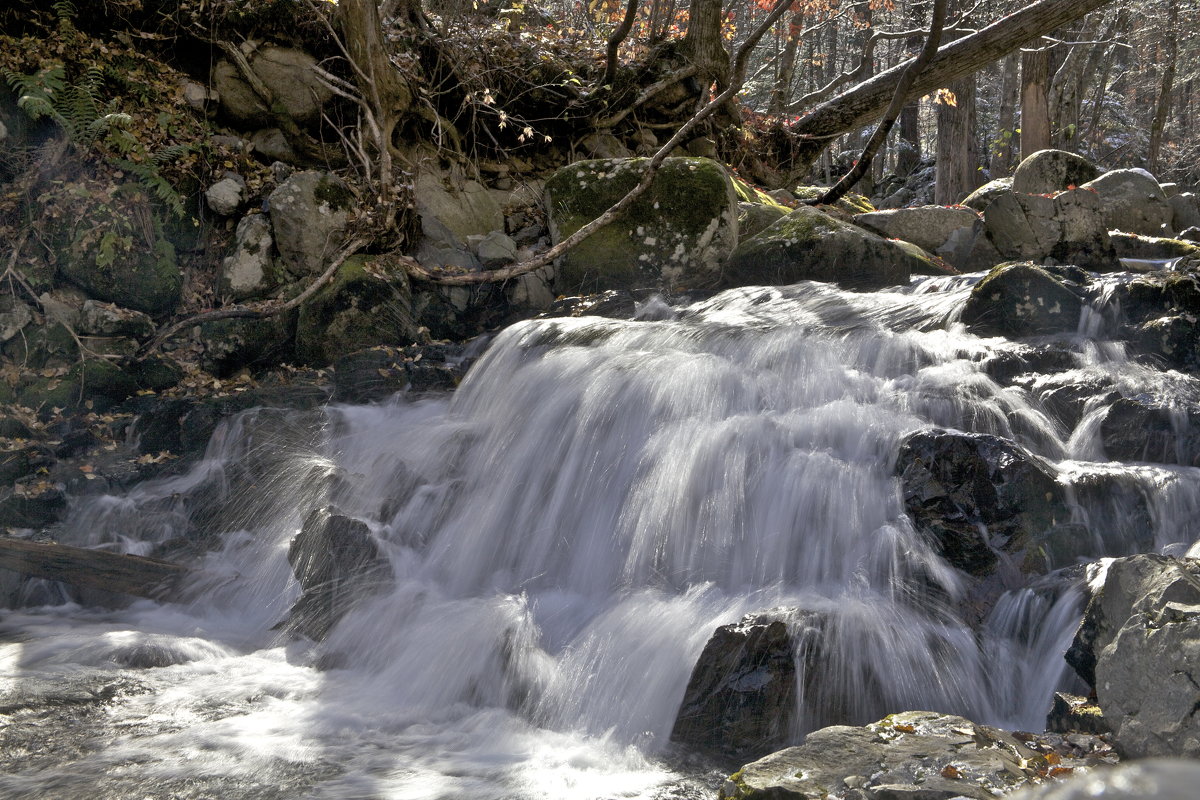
992;52;1020;176
1048;15;1098;148
935;74;979;204
1148;0;1179;173
683;0;730;90
786;0;1114;173
769;11;804;115
338;0;415;158
1021;46;1051;160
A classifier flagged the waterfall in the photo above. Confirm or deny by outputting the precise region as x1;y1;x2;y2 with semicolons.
3;275;1196;799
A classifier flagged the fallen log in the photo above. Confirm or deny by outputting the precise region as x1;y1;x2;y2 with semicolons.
0;537;187;600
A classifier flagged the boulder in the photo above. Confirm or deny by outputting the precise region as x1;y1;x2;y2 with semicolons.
1130;314;1200;372
1099;397;1200;466
1109;232;1200;262
1118;270;1200;324
57;230;181;315
853;205;981;270
294;255;421;366
282;506;393;641
724;205;930;291
720;711;1059;800
1066;555;1200;758
204;175;244;216
1081;168;1174;236
1006;760;1200;800
960;262;1087;337
249;128;297;164
0;296;33;344
962;177;1013;212
737;202;786;243
1170;193;1200;232
672;609;820;759
77;300;153;339
413;172;504;243
896;428;1070;578
471;231;518;268
211;44;332;127
1011;149;1100;195
545;157;738;293
983;189;1119;271
331;344;464;403
199;311;297;377
220;213;279;300
268;171;354;278
579;132;633;160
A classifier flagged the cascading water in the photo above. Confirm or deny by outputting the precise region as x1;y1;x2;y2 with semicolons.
3;274;1200;799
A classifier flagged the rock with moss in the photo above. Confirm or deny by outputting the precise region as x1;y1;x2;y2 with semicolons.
295;255;421;366
16;359;139;414
57;233;181;316
1011;149;1100;195
200;310;297;377
3;322;78;370
723;205;928;290
545;157;738;293
1109;232;1200;262
737;202;787;243
720;711;1062;800
791;185;875;215
960;262;1087;337
1081;168;1174;237
221;213;282;300
77;300;154;339
211;44;332;127
268;171;354;278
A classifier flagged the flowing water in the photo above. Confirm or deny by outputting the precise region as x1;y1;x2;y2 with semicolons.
3;275;1200;799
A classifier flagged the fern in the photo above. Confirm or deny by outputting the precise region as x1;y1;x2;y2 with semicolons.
114;155;189;218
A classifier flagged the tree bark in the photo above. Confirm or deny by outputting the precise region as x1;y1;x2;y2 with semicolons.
683;0;730;90
1021;46;1051;160
786;0;1114;172
1148;0;1178;173
992;52;1020;176
935;74;979;204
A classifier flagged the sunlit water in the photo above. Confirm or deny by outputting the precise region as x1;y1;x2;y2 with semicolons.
4;276;1200;799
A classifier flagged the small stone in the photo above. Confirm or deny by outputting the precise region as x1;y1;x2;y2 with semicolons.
474;231;518;268
205;176;245;216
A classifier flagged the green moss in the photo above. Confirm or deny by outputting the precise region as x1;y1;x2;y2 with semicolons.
731;176;789;212
792;185;875;214
314;174;355;212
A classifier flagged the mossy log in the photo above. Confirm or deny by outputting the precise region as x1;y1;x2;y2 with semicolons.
0;537;186;600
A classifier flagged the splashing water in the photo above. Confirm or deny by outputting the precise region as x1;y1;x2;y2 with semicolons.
4;276;1200;799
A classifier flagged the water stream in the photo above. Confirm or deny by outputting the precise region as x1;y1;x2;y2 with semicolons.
3;275;1199;799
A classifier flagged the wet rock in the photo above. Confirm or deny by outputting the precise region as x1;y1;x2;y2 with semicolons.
672;609;820;759
1033;377;1117;429
268;171;353;278
1099;397;1200;466
332;344;465;403
546;157;737;294
720;711;1054;800
1066;554;1200;758
294;255;421;366
472;231;518;268
961;263;1086;337
0;480;67;528
726;205;933;291
1006;759;1200;800
199;310;297;376
220;213;279;300
1010;149;1099;196
1119;270;1200;324
543;290;639;319
211;44;331;127
1081;168;1174;237
896;428;1070;578
1046;692;1109;735
1179;226;1200;243
1170;193;1200;232
1129;314;1200;372
980;344;1079;386
283;506;393;641
961;177;1012;212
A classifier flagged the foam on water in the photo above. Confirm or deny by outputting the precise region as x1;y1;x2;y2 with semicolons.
3;276;1199;799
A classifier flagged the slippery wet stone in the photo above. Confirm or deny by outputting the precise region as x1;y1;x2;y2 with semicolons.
896;429;1070;578
1006;760;1200;800
720;711;1058;800
1099;397;1200;466
960;262;1086;337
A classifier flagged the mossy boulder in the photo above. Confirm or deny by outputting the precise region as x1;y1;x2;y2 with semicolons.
1109;232;1200;262
295;255;421;366
269;171;354;278
57;232;181;315
545;157;738;293
1081;168;1174;237
200;310;297;377
791;185;875;215
16;359;139;414
960;262;1086;337
723;205;925;290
